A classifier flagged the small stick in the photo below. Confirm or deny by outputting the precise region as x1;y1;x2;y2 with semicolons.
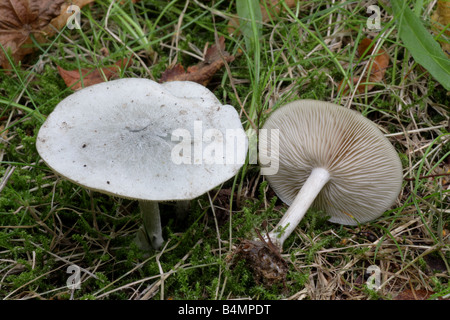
404;172;450;181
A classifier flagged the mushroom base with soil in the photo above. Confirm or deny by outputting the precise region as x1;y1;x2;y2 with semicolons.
231;168;330;287
232;238;289;287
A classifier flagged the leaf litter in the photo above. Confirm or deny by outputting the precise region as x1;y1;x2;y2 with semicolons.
57;58;131;90
160;36;234;86
338;37;390;94
431;0;450;57
0;0;96;69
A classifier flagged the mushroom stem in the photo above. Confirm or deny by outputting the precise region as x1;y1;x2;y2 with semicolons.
136;200;164;250
175;200;191;218
266;167;330;249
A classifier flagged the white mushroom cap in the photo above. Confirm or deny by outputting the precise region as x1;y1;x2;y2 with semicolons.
36;78;247;201
259;99;403;226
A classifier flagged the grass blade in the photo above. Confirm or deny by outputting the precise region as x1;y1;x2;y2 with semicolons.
236;0;263;52
391;0;450;90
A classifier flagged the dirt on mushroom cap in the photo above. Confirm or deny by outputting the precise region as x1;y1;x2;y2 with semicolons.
36;78;248;201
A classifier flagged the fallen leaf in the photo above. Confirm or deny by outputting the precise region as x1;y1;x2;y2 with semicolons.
394;289;432;300
431;0;450;57
0;0;97;70
394;288;449;300
159;64;185;83
338;38;390;94
160;36;234;86
443;158;450;185
228;0;299;35
0;0;66;69
57;58;131;90
44;0;96;33
0;124;8;140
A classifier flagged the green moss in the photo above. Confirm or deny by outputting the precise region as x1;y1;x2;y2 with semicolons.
0;0;446;300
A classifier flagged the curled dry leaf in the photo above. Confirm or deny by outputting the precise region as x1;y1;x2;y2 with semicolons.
0;0;65;69
0;0;95;70
46;0;96;32
57;58;131;90
338;38;390;94
160;36;234;86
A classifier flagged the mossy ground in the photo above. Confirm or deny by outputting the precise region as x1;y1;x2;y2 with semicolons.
0;0;449;300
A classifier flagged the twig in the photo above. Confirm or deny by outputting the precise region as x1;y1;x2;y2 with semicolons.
170;0;190;66
0;165;16;193
384;125;447;137
379;244;443;291
4;264;67;300
211;16;257;131
28;241;99;280
207;191;223;300
155;240;170;300
404;172;450;181
139;239;203;300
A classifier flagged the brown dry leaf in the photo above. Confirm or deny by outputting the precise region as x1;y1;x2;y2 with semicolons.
443;161;450;185
160;36;234;86
394;288;448;300
44;0;96;33
431;0;450;57
0;124;8;140
228;0;299;35
0;0;96;70
394;289;432;300
338;38;390;94
0;0;65;69
57;58;131;90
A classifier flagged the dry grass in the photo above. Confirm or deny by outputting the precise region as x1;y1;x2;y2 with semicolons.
0;0;449;300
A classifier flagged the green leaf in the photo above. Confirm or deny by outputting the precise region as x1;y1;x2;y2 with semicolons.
391;0;450;90
236;0;263;52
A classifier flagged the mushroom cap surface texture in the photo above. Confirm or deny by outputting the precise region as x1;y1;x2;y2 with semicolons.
37;78;247;201
259;100;403;225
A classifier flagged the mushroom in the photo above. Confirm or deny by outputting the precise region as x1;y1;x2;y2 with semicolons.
258;99;403;249
36;78;247;250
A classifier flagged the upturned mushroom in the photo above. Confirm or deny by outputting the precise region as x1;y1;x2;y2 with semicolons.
36;78;247;250
258;99;403;249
